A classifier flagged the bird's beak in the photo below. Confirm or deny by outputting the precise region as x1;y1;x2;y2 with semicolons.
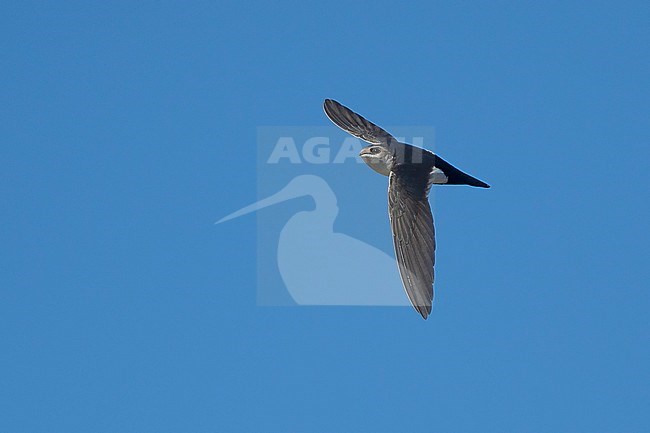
216;183;302;224
359;147;372;157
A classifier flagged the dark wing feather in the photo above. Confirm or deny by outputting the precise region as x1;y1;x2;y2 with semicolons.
388;168;435;319
323;99;396;146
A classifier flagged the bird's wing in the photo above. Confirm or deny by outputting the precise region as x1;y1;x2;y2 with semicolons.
323;99;396;146
388;167;435;319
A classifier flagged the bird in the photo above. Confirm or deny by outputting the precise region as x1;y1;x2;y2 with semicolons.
323;99;490;319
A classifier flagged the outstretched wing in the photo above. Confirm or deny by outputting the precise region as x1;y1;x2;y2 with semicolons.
323;99;396;147
388;167;435;319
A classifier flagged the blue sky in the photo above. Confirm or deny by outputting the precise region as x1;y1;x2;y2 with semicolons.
2;1;649;432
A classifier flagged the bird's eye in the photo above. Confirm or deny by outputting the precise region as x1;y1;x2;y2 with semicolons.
370;147;380;154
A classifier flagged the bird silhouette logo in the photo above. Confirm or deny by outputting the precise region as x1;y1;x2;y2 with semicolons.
217;174;409;306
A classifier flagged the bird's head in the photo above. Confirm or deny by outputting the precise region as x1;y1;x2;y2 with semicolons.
359;145;393;176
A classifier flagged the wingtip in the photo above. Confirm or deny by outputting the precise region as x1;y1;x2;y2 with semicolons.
323;99;343;123
323;98;331;114
323;98;339;113
415;305;431;320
